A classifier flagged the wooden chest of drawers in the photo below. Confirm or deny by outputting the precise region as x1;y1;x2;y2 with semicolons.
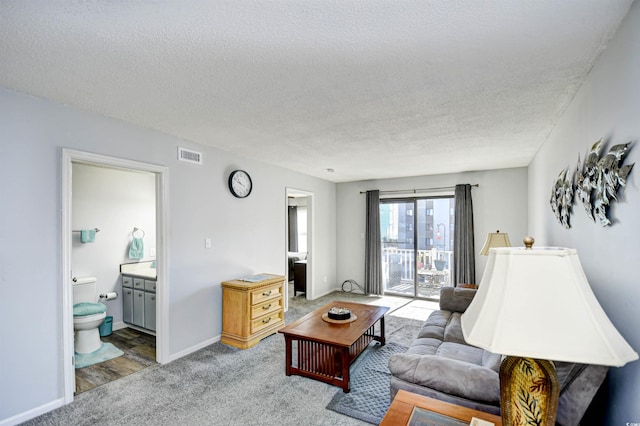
221;274;285;349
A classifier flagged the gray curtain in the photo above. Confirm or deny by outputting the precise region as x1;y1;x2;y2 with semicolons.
364;190;383;295
454;184;475;285
288;206;298;252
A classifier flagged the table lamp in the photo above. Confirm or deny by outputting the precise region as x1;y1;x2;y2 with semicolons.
479;230;511;255
461;237;638;425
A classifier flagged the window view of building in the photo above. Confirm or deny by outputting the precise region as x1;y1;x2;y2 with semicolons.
380;197;455;299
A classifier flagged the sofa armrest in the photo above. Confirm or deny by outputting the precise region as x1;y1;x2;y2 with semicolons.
439;287;476;312
388;353;499;404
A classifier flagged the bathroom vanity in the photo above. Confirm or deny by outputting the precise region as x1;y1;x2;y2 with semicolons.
121;261;157;335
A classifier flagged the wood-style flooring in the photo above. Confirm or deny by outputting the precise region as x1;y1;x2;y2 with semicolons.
75;327;156;395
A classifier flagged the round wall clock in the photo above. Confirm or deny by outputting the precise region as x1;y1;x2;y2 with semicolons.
228;170;252;198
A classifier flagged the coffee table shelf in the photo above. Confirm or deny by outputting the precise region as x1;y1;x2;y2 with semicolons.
279;301;389;392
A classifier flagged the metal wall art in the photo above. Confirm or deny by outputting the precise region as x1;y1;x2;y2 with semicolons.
550;139;634;228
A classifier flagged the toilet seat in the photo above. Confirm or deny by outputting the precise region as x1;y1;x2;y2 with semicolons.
73;302;106;317
73;311;106;326
73;303;107;354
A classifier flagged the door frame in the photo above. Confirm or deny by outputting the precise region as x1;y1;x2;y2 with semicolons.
380;195;453;299
285;187;313;307
61;149;169;403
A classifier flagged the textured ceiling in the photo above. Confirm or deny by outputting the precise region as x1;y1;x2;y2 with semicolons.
0;1;633;182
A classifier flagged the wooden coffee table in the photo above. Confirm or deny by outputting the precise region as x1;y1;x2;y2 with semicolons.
279;300;389;392
380;390;502;425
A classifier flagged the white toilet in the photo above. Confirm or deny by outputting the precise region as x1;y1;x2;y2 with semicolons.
73;277;107;354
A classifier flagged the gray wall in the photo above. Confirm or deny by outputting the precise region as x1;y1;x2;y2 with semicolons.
528;1;640;423
336;167;529;288
0;88;337;423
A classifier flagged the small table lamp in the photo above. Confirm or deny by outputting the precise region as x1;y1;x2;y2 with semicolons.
461;237;638;425
479;230;511;255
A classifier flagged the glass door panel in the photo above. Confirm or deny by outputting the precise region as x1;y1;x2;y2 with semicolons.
415;198;454;299
381;197;455;300
380;201;415;297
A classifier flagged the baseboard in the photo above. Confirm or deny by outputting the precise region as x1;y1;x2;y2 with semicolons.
0;397;65;426
166;334;221;363
311;286;342;300
112;320;127;331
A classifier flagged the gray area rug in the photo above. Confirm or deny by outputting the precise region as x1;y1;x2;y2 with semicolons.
23;291;427;425
326;342;408;424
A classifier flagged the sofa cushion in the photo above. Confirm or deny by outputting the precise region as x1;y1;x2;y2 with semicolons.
436;342;484;365
481;350;502;372
417;310;449;340
406;338;441;356
443;312;465;344
417;310;466;344
388;353;500;404
439;287;477;312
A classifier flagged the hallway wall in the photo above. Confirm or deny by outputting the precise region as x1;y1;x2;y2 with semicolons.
0;88;337;424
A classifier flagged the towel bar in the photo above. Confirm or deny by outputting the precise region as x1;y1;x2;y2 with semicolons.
72;228;100;233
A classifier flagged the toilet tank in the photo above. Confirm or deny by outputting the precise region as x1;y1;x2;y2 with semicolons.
72;277;98;304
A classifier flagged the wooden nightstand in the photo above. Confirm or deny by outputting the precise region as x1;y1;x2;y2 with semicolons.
221;274;285;349
380;390;502;426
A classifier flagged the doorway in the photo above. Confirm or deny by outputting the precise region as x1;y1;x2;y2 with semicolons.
61;149;169;404
285;188;313;306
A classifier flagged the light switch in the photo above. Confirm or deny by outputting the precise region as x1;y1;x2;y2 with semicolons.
205;238;212;248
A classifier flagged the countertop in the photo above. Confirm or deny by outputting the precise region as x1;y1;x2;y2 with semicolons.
120;261;157;279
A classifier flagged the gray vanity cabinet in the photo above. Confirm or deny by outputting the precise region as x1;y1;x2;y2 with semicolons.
144;292;156;331
122;274;156;333
133;290;145;327
122;276;133;324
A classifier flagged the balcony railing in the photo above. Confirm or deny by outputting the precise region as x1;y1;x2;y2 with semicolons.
382;247;453;298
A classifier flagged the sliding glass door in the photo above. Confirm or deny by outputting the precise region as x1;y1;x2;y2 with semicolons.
380;197;455;299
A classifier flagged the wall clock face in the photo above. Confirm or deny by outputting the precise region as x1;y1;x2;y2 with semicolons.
228;170;252;198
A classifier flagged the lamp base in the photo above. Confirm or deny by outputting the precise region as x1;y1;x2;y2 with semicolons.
499;357;559;426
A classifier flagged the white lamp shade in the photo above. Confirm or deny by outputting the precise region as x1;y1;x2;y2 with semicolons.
479;231;511;255
461;247;638;366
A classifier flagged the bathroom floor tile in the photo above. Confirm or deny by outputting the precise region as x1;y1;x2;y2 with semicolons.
75;327;156;395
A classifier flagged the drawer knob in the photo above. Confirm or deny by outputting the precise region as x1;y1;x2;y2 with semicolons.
262;304;272;310
262;317;271;324
262;290;272;296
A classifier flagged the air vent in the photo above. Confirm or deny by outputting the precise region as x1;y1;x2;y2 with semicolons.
178;147;203;164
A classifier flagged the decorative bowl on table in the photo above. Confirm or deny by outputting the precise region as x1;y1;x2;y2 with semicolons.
328;307;351;321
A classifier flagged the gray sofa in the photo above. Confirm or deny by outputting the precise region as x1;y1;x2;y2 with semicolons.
388;287;609;426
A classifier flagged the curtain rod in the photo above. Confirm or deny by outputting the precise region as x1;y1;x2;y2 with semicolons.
359;184;478;195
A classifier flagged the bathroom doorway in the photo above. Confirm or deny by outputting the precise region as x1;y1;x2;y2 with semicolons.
61;149;169;404
285;188;313;307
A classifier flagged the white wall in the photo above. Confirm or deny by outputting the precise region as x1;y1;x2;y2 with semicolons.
72;164;157;325
0;88;337;423
336;167;528;288
528;2;640;423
